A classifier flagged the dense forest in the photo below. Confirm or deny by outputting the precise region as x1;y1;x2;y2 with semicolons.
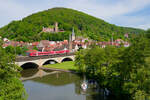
0;7;145;42
75;33;150;100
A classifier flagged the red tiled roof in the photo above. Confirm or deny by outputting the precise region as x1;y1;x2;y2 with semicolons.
32;42;39;46
26;49;37;53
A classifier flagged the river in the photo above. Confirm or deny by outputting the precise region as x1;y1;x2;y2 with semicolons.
21;68;110;100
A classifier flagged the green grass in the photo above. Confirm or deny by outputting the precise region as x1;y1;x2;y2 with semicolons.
43;61;78;71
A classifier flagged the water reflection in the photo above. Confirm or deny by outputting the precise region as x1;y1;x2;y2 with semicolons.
21;69;110;100
21;68;39;78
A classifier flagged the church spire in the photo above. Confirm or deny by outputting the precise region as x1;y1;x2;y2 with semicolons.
71;27;75;41
72;27;75;36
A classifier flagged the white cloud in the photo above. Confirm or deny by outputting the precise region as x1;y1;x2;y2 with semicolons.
64;0;150;19
0;0;31;27
110;15;150;25
62;0;150;29
135;24;150;30
0;0;30;19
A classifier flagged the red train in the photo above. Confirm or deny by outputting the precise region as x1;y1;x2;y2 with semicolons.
29;50;70;56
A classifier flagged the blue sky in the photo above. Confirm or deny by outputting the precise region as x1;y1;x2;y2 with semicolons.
1;0;150;30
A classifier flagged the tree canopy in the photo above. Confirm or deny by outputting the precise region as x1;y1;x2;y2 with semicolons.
75;34;150;100
0;46;27;100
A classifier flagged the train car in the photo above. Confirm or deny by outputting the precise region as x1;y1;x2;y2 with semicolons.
29;50;70;57
29;51;49;56
49;51;55;54
29;52;36;56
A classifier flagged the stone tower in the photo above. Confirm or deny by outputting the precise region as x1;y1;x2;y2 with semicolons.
54;22;58;32
68;28;76;51
69;34;72;51
71;27;75;41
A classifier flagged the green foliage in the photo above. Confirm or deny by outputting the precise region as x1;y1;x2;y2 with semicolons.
75;49;88;73
32;46;38;50
119;36;150;100
75;35;150;100
0;46;27;100
0;8;145;42
39;31;70;41
5;46;28;56
5;46;15;54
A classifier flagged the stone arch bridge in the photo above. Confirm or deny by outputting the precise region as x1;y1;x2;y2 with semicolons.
15;53;75;68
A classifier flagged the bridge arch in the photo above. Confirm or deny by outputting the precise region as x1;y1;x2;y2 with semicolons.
43;60;58;65
21;62;39;69
61;57;73;62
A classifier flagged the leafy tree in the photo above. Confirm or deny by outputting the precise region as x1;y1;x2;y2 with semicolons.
118;36;150;100
5;46;15;54
0;46;27;100
32;46;38;50
75;35;150;100
75;49;87;73
5;46;28;56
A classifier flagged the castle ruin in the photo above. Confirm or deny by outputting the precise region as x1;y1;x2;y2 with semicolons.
42;22;64;33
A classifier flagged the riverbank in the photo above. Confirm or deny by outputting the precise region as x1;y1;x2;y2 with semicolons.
41;61;78;73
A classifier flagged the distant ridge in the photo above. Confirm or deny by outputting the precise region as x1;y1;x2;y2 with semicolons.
0;7;145;41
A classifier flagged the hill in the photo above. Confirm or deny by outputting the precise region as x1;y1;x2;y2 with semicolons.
0;7;145;42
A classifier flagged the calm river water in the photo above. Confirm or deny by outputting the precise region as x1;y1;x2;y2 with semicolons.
21;69;110;100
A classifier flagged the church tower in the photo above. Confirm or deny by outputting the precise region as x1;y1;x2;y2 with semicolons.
69;34;72;50
54;22;58;32
71;27;75;41
69;27;76;51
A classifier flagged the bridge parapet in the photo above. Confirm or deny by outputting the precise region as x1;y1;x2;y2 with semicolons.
16;53;75;62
